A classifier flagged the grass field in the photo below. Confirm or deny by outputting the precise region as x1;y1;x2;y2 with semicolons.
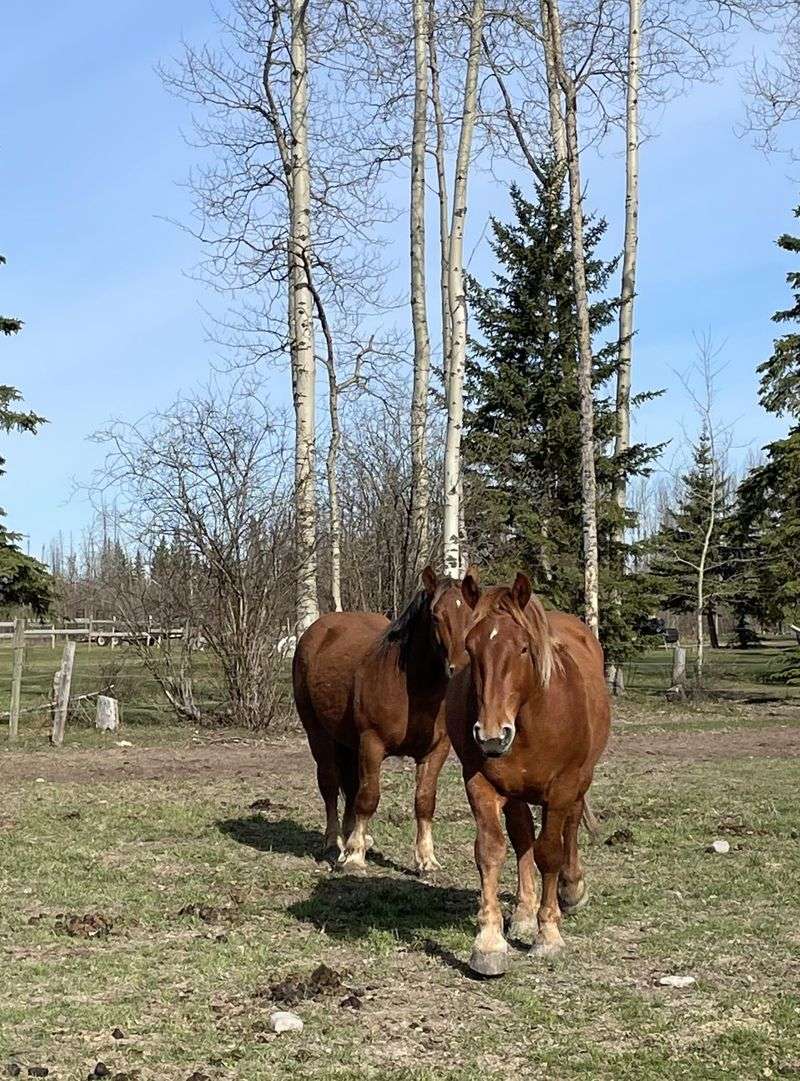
1;675;799;1080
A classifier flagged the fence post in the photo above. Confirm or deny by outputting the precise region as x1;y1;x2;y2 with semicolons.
9;617;26;742
51;640;76;747
88;613;93;650
95;695;119;731
672;646;686;686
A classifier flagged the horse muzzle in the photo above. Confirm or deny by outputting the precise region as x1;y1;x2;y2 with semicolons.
472;722;515;758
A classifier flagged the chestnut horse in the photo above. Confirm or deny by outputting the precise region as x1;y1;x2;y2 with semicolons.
447;573;610;976
293;567;478;873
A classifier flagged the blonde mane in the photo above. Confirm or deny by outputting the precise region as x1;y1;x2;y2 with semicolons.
474;585;561;688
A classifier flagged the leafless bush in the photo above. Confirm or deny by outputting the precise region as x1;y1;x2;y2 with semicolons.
90;381;295;729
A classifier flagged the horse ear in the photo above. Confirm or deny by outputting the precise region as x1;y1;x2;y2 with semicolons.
511;572;532;611
461;569;481;609
421;565;437;596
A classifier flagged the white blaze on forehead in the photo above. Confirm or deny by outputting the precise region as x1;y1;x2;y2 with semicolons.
489;626;498;640
455;598;462;608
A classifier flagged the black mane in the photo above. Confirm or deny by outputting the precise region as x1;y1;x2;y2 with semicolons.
377;588;433;671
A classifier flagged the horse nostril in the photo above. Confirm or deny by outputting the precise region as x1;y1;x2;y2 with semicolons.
448;663;456;677
472;723;482;743
501;725;514;742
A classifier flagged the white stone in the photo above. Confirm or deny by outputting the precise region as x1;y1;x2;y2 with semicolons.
269;1010;304;1034
657;975;696;988
706;840;730;855
115;740;133;748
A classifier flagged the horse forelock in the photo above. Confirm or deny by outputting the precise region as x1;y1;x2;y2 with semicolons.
473;586;559;689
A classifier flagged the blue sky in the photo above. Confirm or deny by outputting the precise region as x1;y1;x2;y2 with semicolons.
2;2;797;560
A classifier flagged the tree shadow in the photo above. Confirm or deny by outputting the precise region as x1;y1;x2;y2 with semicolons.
217;814;417;876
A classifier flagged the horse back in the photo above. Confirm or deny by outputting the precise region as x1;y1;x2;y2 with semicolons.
547;611;610;763
292;611;389;747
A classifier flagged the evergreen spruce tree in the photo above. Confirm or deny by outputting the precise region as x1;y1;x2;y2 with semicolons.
0;254;51;612
738;204;800;677
463;168;657;660
649;428;738;645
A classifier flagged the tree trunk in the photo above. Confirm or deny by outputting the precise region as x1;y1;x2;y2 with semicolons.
428;0;452;382
443;0;484;577
539;0;566;164
290;0;319;632
706;602;720;650
409;0;432;586
613;0;640;528
547;0;600;637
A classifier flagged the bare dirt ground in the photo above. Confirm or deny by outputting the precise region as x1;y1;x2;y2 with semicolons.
4;695;799;785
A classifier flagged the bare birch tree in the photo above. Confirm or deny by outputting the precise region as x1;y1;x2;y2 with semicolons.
290;0;320;632
409;0;433;579
545;0;601;635
613;0;641;524
443;0;485;577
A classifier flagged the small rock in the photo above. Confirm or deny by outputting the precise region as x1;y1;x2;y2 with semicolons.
269;1010;304;1034
111;1028;126;1040
92;1064;110;1078
115;740;133;748
657;975;696;988
34;778;46;784
5;1066;21;1078
706;840;730;855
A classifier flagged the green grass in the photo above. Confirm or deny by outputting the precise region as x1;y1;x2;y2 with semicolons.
1;704;799;1080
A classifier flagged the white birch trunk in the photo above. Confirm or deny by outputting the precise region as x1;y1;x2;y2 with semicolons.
428;0;452;381
547;0;600;636
290;0;319;632
409;0;432;581
443;0;484;577
540;0;567;164
613;0;641;523
696;464;717;686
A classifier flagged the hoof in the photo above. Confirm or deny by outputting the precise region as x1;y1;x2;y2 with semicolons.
469;948;508;977
338;854;368;876
559;882;589;916
415;856;443;877
529;937;565;960
320;845;342;866
507;916;538;943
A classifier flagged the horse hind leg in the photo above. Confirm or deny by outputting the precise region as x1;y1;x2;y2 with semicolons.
504;800;539;942
558;797;590;915
335;743;373;859
341;730;385;874
301;719;342;864
413;737;450;875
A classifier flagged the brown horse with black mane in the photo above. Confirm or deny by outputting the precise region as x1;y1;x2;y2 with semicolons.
293;567;478;873
447;572;610;976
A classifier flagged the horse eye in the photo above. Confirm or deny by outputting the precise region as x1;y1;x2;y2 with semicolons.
520;645;528;655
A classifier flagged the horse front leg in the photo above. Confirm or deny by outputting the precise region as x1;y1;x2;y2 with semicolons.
531;804;568;958
341;730;384;873
504;799;539;942
413;736;451;875
466;771;508;977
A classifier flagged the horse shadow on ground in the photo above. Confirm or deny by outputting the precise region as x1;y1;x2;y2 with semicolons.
218;813;492;977
216;814;417;878
289;872;490;978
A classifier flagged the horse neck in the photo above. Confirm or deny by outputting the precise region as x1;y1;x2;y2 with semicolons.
404;610;446;693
